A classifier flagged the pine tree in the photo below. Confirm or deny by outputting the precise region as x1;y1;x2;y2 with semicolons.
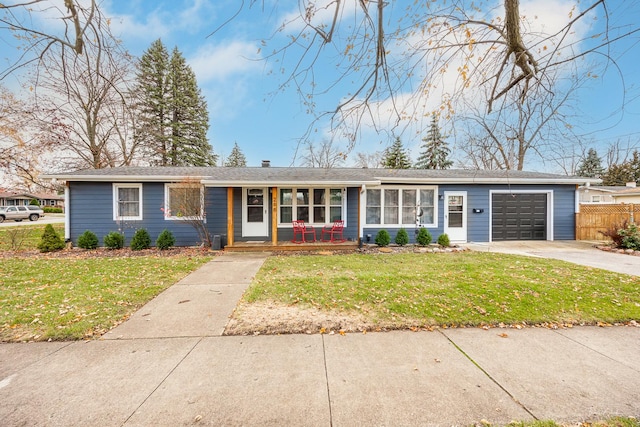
382;137;412;169
135;40;217;167
415;115;453;169
225;142;247;167
135;39;170;165
575;148;604;178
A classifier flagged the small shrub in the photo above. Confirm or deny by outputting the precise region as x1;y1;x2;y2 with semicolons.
104;231;124;249
130;228;151;251
619;223;640;250
77;230;99;249
395;228;409;246
43;207;63;214
437;233;451;247
156;229;176;250
598;220;627;248
6;227;29;251
37;224;65;253
416;227;432;246
29;199;40;206
375;229;391;247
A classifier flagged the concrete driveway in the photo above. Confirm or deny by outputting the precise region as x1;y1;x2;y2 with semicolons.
466;240;640;276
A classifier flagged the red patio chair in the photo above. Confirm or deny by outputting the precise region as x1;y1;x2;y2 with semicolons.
321;220;346;243
292;220;316;243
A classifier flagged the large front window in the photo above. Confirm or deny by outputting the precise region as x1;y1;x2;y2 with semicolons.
366;187;436;226
113;184;142;221
279;187;343;224
164;184;203;220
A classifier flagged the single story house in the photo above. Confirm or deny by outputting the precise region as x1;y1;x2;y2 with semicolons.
611;185;640;204
0;191;65;208
577;185;627;203
44;166;597;248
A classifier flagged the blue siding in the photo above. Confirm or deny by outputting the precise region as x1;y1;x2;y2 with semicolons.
69;181;576;247
552;185;576;240
363;184;577;243
69;182;222;247
206;187;229;243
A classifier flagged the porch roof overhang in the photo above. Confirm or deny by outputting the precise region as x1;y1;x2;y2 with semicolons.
41;166;601;187
201;179;380;187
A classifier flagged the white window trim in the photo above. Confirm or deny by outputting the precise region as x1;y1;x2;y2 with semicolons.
164;183;205;221
277;187;346;226
365;186;438;227
113;183;143;221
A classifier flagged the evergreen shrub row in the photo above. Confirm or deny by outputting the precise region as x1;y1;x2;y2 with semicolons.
373;228;450;248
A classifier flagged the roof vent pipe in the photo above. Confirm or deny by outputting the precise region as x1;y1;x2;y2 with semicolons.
262;160;271;168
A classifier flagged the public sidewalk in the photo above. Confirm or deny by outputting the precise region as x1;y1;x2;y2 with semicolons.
0;252;639;426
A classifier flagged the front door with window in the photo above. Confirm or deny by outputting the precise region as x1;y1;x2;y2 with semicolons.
444;192;467;242
242;188;269;237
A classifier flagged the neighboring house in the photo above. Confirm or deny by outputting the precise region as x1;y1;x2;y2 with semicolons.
577;185;628;203
611;185;640;204
0;191;65;208
44;166;598;247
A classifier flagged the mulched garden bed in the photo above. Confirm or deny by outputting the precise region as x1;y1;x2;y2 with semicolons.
0;246;220;259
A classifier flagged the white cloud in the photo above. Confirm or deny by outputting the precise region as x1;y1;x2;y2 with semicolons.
189;41;262;83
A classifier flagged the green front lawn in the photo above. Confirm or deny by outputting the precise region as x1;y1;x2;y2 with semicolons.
0;223;65;251
246;252;640;328
0;254;212;341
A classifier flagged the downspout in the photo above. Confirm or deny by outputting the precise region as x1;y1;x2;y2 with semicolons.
64;183;70;242
359;184;366;245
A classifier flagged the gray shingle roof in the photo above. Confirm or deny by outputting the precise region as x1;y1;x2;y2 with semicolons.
43;166;598;185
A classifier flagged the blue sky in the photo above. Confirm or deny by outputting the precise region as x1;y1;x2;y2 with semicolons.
4;0;640;171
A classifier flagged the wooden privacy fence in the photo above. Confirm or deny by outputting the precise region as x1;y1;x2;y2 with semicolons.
575;203;638;241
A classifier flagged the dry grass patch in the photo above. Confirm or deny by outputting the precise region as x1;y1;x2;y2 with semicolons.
227;252;640;335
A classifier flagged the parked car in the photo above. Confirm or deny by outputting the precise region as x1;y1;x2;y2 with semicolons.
27;205;45;217
0;205;43;222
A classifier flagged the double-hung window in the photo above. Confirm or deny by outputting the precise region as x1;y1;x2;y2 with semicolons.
113;184;142;221
365;187;436;226
279;187;344;224
164;184;204;220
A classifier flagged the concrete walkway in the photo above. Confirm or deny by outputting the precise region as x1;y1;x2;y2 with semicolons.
1;251;639;426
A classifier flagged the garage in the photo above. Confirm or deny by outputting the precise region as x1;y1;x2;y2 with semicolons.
492;193;547;241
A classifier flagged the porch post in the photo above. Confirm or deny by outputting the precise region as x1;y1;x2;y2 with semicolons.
271;187;278;245
227;187;234;246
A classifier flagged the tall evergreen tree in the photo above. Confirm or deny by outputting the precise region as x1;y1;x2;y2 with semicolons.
382;137;412;169
575;148;604;178
135;40;216;166
225;142;247;167
415;115;453;169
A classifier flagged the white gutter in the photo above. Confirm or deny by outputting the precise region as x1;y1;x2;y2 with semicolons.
377;177;602;185
41;175;211;182
201;180;381;187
